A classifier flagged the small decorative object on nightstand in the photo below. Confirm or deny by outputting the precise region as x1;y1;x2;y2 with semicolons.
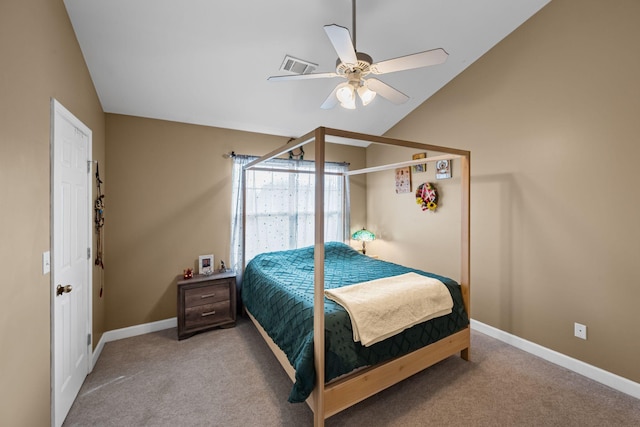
217;259;231;273
177;270;236;340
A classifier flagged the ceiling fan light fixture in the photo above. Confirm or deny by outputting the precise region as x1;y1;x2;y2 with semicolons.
340;98;356;109
357;84;376;106
336;82;355;105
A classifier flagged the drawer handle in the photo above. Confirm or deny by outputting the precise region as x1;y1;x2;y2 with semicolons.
201;311;216;317
200;293;215;299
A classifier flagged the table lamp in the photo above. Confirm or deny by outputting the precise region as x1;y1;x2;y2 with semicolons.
352;227;375;255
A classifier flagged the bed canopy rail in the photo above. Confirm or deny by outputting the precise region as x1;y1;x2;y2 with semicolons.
346;153;461;176
241;127;470;427
244;129;317;171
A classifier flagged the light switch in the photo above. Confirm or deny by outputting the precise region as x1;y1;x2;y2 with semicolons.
43;251;50;275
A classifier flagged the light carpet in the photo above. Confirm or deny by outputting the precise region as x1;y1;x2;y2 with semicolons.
64;317;640;426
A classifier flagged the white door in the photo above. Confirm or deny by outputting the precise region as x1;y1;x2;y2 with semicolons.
51;99;92;427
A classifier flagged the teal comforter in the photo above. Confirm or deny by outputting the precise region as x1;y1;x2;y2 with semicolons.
241;242;469;403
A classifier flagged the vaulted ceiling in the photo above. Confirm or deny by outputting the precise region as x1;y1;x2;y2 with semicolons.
64;0;550;139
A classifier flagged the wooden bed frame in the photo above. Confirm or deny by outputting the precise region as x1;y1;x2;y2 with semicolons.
242;127;471;426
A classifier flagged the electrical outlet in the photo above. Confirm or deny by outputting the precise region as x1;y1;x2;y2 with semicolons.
574;322;587;340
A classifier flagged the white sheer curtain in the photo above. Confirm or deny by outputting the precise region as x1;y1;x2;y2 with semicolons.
229;155;349;273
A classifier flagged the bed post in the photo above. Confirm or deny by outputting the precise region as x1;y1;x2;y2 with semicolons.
241;168;247;273
460;152;471;361
313;127;326;426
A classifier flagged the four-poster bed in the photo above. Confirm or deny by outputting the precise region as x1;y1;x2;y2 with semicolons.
241;127;471;426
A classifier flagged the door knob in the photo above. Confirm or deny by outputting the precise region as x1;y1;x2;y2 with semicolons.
56;284;73;296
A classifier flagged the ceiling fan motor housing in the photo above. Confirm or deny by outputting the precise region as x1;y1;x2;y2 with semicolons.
336;52;373;76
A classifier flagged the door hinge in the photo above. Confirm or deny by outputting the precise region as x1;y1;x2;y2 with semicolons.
87;160;92;173
87;247;91;260
87;333;92;346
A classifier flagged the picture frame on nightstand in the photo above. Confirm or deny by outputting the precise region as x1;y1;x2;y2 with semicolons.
198;254;214;275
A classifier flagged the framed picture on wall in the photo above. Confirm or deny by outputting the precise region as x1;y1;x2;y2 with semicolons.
412;152;427;173
395;167;412;193
198;254;214;275
436;159;452;179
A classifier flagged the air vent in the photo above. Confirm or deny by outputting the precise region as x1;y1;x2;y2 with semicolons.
279;55;317;75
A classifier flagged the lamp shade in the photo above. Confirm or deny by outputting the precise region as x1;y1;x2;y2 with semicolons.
336;82;355;104
352;228;375;242
352;228;375;254
357;85;377;106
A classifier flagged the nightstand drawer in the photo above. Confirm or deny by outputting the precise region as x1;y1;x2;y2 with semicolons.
184;301;232;329
184;281;230;307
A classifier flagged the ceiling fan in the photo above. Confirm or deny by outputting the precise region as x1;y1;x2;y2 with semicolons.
268;0;448;109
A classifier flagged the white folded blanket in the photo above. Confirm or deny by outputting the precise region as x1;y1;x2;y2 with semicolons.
324;272;453;347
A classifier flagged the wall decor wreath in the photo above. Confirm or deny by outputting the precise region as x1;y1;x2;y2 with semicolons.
416;182;438;212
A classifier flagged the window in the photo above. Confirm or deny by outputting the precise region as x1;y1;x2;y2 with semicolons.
230;156;349;270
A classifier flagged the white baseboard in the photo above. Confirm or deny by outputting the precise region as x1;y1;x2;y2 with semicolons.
91;317;177;369
91;334;106;371
471;319;640;400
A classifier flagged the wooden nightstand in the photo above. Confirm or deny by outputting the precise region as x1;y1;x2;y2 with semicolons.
177;271;236;340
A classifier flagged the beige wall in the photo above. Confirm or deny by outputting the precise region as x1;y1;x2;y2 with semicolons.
104;115;366;330
365;144;463;280
0;1;106;425
369;0;640;383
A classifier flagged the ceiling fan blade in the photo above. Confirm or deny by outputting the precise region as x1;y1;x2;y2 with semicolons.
268;72;338;82
365;78;409;105
320;84;340;109
371;48;448;74
324;24;358;66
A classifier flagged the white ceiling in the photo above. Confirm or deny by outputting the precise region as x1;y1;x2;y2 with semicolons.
63;0;550;139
